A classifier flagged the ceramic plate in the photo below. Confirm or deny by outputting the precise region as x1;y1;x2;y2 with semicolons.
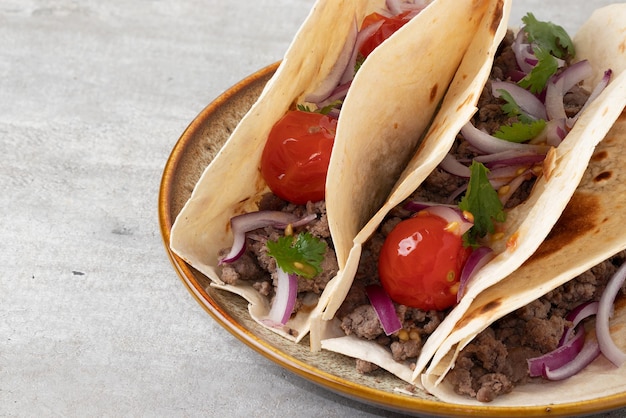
158;63;626;417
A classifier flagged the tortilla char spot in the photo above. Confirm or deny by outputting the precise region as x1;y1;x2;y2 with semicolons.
454;299;503;330
530;192;600;261
430;84;439;103
489;0;505;34
457;93;475;112
591;150;609;162
620;40;626;54
594;171;612;182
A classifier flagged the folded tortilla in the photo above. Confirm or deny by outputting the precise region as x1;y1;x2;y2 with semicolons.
319;2;626;385
420;5;626;404
423;108;626;406
170;0;496;342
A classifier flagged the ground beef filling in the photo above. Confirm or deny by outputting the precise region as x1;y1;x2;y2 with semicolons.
219;193;338;320
445;251;626;402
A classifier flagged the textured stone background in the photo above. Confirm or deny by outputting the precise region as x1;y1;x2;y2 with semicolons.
1;0;624;416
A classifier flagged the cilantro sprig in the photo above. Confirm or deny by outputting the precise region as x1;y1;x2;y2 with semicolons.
517;13;575;94
266;232;327;279
459;162;506;246
493;120;546;142
493;89;546;142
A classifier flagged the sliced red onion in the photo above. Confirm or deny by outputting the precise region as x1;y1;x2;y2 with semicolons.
267;267;299;325
545;60;594;121
339;19;383;84
545;76;567;121
460;123;550;155
305;20;358;103
567;69;612;129
512;29;535;74
528;323;587;377
220;211;317;263
553;60;594;92
560;301;600;345
314;81;351;110
457;246;494;302
596;261;626;367
439;153;471;177
473;149;545;167
366;284;402;336
422;205;474;236
538;118;567;147
542;338;601;381
492;81;547;121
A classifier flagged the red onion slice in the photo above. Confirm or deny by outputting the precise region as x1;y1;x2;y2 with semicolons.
528;323;587;377
439;153;471;178
512;29;535;74
560;301;599;345
422;205;474;236
596;262;626;367
457;246;494;302
339;19;383;85
567;69;612;129
542;337;601;381
220;211;317;263
460;123;550;155
305;20;358;103
366;285;402;336
545;60;594;121
492;81;547;121
267;267;299;325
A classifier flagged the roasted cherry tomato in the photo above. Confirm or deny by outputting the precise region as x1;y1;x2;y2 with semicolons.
260;110;337;205
359;11;413;58
378;212;472;311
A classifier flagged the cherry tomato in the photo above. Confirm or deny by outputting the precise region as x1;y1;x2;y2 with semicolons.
260;110;337;205
359;11;412;58
378;212;472;311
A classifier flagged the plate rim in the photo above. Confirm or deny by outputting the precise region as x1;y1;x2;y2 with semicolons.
157;63;626;417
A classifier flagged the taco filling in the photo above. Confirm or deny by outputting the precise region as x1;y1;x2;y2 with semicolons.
330;14;613;395
443;254;626;402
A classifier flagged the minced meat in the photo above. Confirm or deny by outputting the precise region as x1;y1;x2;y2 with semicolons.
218;194;338;319
445;251;626;401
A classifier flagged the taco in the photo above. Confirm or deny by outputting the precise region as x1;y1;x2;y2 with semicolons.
318;3;626;391
423;107;626;405
169;0;499;343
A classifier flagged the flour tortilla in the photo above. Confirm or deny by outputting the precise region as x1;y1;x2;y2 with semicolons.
170;0;495;343
423;108;626;406
319;3;626;384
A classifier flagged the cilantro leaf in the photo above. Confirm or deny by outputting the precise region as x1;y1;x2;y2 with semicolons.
517;47;559;93
497;89;535;124
318;100;342;115
296;101;342;115
521;13;575;59
266;232;327;279
458;162;506;246
493;119;546;143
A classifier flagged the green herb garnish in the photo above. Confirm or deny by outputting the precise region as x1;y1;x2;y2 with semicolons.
459;161;506;246
297;100;342;115
266;232;326;279
517;13;575;94
521;13;574;59
493;120;546;142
